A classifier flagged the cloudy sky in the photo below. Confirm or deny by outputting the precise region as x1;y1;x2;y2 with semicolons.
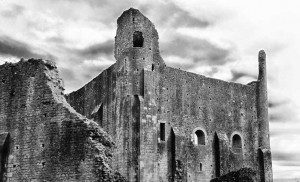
0;0;300;179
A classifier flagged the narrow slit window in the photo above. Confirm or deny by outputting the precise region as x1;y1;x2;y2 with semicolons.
199;163;203;171
97;104;103;127
160;123;165;141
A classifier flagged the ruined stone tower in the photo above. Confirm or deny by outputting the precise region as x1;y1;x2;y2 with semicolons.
0;8;272;182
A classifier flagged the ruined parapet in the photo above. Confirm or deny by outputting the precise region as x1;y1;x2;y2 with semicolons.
0;59;127;181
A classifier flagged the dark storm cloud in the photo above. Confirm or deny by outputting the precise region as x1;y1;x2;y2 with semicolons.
161;34;233;68
139;2;211;28
269;112;293;123
269;99;289;109
75;40;114;59
68;0;133;24
47;36;65;45
63;0;212;28
270;127;300;137
273;152;300;166
230;70;256;82
268;97;296;123
61;59;114;93
51;0;108;5
205;67;219;77
1;4;25;18
81;0;110;7
82;66;107;80
269;106;290;123
0;36;55;60
269;114;282;123
59;67;76;82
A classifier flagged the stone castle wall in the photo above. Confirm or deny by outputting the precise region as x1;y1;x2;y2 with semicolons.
67;8;273;182
0;8;272;182
0;59;126;181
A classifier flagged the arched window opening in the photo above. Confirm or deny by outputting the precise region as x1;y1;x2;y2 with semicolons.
232;134;242;149
195;130;205;145
133;31;144;47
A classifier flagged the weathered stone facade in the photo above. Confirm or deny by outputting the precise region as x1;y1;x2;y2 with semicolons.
66;8;273;182
0;59;127;181
0;8;273;182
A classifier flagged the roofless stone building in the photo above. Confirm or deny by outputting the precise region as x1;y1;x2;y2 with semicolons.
0;8;272;182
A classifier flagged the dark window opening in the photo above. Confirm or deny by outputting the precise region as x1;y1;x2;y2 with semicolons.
0;133;10;181
133;31;144;47
152;64;155;71
195;130;205;145
199;163;203;171
170;128;176;181
258;149;265;182
97;104;104;127
213;133;220;177
160;123;165;141
232;134;242;149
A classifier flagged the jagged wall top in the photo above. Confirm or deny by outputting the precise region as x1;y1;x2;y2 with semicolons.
114;8;165;67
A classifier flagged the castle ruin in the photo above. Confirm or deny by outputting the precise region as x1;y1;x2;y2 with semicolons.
0;8;272;182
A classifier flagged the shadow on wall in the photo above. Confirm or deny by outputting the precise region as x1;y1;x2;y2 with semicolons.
0;133;10;182
210;168;256;182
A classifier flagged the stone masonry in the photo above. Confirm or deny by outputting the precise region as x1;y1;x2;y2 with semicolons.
0;59;127;181
0;8;273;182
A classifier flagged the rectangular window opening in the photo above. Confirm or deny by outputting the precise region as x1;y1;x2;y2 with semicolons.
160;123;165;141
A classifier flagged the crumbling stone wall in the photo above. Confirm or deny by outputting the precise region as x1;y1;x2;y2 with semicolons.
0;59;126;181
